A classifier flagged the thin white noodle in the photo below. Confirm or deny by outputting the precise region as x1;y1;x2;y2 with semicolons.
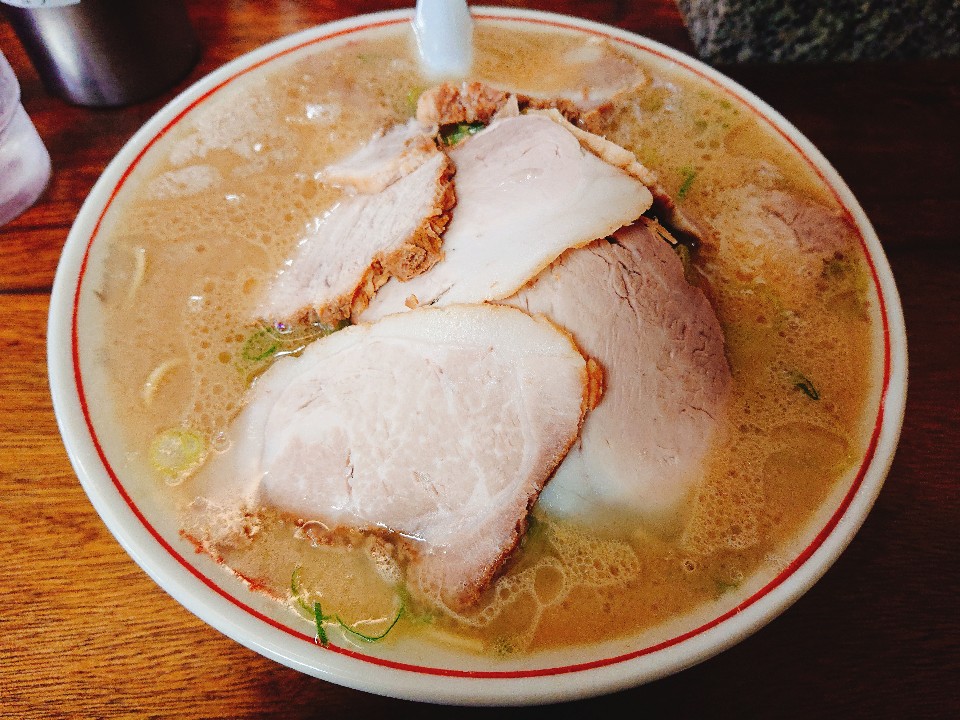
141;358;184;406
127;246;147;305
417;625;486;653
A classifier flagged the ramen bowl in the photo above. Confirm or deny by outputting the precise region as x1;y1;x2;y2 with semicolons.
47;7;907;705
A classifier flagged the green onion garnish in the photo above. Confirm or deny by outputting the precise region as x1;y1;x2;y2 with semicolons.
440;122;485;146
677;165;697;200
335;606;404;643
291;566;404;647
313;602;329;648
789;372;820;400
291;566;311;614
241;328;281;362
149;428;206;482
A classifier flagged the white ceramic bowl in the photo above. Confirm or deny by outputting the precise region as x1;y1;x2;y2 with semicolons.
47;7;907;706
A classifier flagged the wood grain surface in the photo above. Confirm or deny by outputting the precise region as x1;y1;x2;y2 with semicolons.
1;2;957;718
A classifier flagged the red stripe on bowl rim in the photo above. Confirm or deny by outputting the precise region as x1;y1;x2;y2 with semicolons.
68;12;893;680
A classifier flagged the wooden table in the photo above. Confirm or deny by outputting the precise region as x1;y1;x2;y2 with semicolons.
1;2;957;717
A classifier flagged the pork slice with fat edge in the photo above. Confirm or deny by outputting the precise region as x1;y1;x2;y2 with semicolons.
198;303;601;608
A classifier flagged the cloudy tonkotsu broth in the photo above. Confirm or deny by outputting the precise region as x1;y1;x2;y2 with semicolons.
87;22;882;655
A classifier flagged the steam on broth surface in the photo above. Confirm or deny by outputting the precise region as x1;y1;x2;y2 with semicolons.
85;22;882;656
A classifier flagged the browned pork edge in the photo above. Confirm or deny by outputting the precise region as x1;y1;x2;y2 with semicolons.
416;81;586;127
187;311;604;612
303;155;457;326
418;81;703;247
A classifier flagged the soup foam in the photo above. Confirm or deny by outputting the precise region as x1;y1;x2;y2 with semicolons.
80;22;883;657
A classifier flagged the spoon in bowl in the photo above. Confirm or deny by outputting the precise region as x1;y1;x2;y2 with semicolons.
413;0;473;79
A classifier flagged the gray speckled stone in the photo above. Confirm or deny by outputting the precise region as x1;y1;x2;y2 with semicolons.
676;0;960;63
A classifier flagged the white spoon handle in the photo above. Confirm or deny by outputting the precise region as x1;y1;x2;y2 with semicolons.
413;0;473;79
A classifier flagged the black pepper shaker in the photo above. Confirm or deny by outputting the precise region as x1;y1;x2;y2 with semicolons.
1;0;199;107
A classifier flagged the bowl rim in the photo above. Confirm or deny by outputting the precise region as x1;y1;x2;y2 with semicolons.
47;5;908;706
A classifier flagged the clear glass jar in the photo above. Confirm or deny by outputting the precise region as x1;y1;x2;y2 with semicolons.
0;50;51;227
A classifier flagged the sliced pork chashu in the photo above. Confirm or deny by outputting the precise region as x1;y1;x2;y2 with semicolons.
256;128;454;324
320;119;439;195
201;304;599;608
416;81;587;127
416;80;702;245
503;219;732;535
529;107;703;243
362;113;653;321
416;54;648;128
416;82;512;126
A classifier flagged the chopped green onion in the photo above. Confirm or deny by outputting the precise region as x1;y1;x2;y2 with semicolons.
494;637;516;656
291;566;312;614
335;606;404;643
242;327;281;362
313;602;329;647
789;371;820;400
440;122;485;146
240;319;350;371
639;88;668;113
714;578;739;596
149;428;205;482
405;86;427;116
292;566;331;646
823;256;848;280
291;566;404;647
677;165;697;200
